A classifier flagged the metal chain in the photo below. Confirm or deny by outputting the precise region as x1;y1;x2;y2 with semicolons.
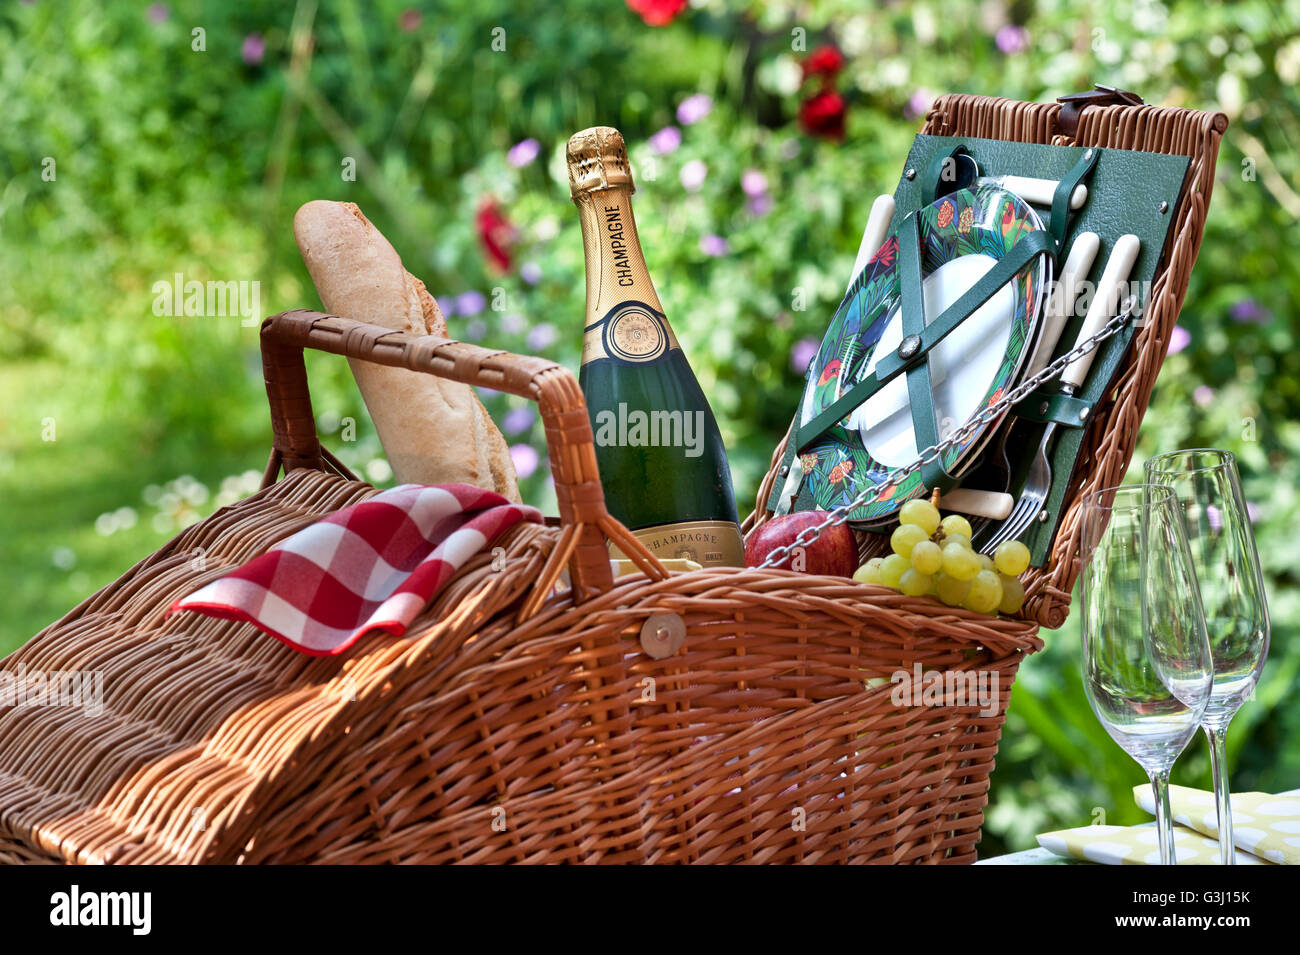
756;296;1139;570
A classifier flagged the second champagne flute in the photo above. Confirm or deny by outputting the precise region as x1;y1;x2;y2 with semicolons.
1145;449;1270;864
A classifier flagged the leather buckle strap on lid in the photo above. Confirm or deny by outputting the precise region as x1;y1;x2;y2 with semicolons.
1055;85;1144;140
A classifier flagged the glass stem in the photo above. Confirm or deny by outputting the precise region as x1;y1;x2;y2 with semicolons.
1151;769;1176;865
1205;722;1234;865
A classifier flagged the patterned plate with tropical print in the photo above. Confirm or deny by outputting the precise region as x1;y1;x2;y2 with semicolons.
796;182;1050;525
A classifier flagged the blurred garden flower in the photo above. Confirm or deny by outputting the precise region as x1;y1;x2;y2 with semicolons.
1194;385;1215;406
465;317;488;341
699;234;729;257
648;125;682;154
627;0;687;27
802;45;845;80
1247;501;1261;523
1167;325;1190;354
791;337;820;374
747;193;773;216
510;443;540;479
520;261;543;285
741;169;768;197
437;296;456;317
503;406;536;435
1230;298;1271;323
241;33;265;66
779;138;802;161
146;3;169;23
501;313;526;334
399;9;421;32
507;138;541;168
799;90;847;140
526;323;558;350
476;198;517;272
680;159;708;191
677;93;713;126
995;25;1030;55
904;89;934;120
456;289;486;316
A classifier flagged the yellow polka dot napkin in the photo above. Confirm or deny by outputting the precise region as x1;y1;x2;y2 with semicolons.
1133;785;1300;865
1036;822;1271;865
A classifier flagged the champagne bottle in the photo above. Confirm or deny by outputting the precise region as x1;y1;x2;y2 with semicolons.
566;126;743;567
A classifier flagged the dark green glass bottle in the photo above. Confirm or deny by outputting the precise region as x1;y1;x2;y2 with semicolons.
567;126;743;566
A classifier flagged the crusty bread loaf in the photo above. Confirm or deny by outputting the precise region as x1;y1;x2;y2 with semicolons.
293;200;520;501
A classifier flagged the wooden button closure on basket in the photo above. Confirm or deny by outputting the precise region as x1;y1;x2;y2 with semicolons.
640;613;686;659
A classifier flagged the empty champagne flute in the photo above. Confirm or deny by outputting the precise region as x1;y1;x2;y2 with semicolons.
1080;484;1213;865
1145;449;1270;865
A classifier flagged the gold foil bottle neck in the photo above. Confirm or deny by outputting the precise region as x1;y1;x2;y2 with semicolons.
567;126;635;200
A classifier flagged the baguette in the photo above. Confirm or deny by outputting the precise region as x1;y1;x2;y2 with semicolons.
293;200;520;501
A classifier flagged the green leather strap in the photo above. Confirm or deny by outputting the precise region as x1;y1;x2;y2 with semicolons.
1010;390;1093;428
795;226;1055;453
1049;147;1101;252
922;143;970;207
896;216;956;489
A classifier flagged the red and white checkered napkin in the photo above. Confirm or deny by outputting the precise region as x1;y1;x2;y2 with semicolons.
169;484;541;656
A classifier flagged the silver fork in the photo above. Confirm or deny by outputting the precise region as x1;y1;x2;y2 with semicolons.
977;234;1139;554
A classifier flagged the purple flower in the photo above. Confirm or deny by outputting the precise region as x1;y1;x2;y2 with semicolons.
791;337;820;374
399;9;421;32
456;290;486;317
648;126;682;155
503;407;536;435
436;296;456;317
510;443;540;479
747;194;773;216
680;159;707;192
526;322;558;351
147;3;169;22
995;25;1030;55
699;234;729;257
520;261;543;285
241;33;265;66
1246;501;1261;523
904;90;934;121
741;169;768;197
507;138;541;168
676;93;713;126
464;318;488;341
1230;299;1271;324
1193;385;1215;407
1167;325;1191;355
501;313;526;334
1206;504;1224;532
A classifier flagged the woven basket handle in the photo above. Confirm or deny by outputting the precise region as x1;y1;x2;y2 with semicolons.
259;309;669;612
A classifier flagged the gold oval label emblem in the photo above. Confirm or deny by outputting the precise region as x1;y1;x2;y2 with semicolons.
606;305;666;362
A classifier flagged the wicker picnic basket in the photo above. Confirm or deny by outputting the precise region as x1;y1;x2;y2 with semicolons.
0;93;1225;864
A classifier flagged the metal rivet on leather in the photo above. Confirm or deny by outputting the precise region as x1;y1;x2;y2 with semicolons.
898;335;922;359
1159;201;1169;213
1079;406;1090;421
905;168;916;180
640;613;686;659
1039;401;1050;415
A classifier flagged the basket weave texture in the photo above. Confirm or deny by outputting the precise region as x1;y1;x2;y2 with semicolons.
0;93;1223;864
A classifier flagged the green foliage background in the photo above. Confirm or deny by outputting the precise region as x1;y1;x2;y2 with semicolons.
1;0;1297;855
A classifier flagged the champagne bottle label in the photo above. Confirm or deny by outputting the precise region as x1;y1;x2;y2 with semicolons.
610;520;745;567
582;301;680;365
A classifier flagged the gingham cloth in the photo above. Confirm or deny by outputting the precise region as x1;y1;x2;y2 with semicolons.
169;483;541;656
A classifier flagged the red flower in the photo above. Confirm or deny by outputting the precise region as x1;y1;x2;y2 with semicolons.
802;44;845;80
476;198;517;273
626;0;687;26
873;235;898;267
799;90;847;141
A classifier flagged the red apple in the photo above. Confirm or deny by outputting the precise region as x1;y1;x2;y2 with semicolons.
744;511;858;577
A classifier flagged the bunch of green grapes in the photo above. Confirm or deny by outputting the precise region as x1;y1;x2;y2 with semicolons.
852;499;1029;615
